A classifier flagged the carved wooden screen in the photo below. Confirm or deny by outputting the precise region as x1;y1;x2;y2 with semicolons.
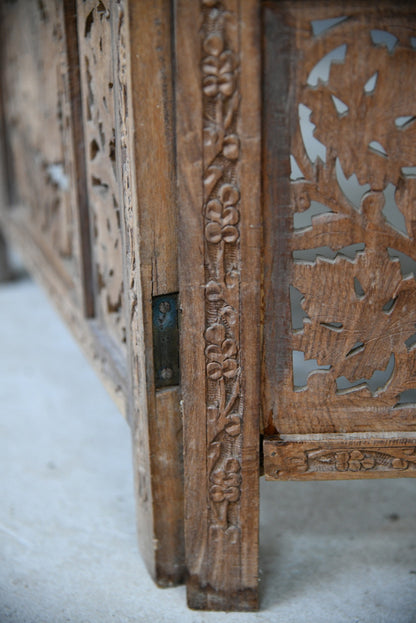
263;2;416;479
1;0;81;296
76;1;127;354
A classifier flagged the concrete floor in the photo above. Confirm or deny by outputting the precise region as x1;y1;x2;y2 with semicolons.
1;274;416;622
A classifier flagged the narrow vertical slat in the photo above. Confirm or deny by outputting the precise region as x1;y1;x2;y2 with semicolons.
114;0;185;586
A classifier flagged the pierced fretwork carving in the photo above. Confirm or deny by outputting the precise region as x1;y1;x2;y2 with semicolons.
77;0;126;350
264;4;416;435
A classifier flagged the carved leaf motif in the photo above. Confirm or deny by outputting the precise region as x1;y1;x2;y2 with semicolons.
302;29;416;189
293;248;416;381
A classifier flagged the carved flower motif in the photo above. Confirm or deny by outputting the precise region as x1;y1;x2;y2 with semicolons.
210;458;241;503
205;280;222;302
391;458;409;470
202;33;236;98
335;450;375;472
205;322;238;380
205;184;239;244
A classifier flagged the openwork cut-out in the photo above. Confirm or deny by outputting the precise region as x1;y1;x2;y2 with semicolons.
285;11;416;428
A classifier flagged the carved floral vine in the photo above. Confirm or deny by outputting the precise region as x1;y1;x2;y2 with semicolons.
272;444;416;477
309;446;416;473
201;0;242;529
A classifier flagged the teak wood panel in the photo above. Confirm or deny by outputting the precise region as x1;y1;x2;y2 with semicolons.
176;0;261;610
263;2;416;436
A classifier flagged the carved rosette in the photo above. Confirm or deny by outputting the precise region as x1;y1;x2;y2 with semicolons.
201;0;242;529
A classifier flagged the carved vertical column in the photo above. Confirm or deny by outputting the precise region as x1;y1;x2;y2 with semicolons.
176;0;261;610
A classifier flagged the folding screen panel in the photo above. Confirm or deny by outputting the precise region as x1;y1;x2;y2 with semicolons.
263;1;416;479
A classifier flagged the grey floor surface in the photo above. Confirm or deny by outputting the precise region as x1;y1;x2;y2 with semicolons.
1;275;416;623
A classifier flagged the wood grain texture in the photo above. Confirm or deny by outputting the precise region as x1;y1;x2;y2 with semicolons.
122;0;185;586
176;0;261;610
264;433;416;480
263;2;416;435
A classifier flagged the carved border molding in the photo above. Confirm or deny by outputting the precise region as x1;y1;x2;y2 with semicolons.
264;437;416;480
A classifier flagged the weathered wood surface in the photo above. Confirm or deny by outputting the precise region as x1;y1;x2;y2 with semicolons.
264;433;416;480
176;0;261;610
0;0;185;588
263;3;416;437
118;0;185;585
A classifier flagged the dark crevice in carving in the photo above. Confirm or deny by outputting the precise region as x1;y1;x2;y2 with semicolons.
395;116;415;129
85;9;94;37
96;1;108;20
91;175;109;191
369;140;387;158
320;321;343;332
98;122;105;148
354;276;365;298
345;341;364;357
85;56;94;121
37;0;48;22
90;139;99;160
109;131;116;163
382;297;396;313
405;332;416;350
